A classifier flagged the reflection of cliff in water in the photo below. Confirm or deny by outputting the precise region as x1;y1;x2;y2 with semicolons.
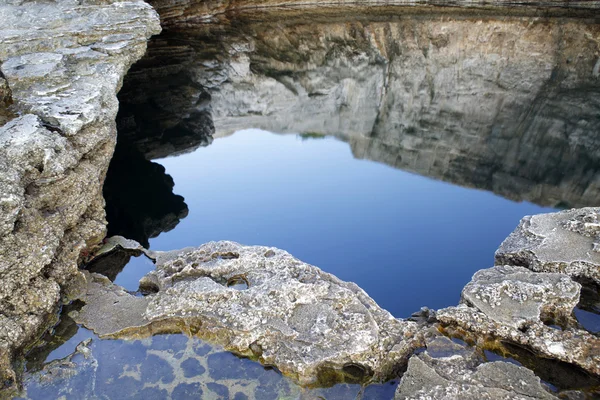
103;38;216;248
103;145;188;248
115;8;600;209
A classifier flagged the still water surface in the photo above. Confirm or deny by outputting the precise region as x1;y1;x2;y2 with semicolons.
149;129;553;318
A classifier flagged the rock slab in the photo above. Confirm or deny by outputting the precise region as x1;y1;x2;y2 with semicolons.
76;241;423;386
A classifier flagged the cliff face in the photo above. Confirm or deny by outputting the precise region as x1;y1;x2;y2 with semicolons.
146;0;600;28
0;0;160;389
119;10;600;209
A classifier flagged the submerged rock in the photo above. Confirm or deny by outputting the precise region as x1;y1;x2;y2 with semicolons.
0;0;160;390
21;339;98;400
496;208;600;285
75;241;422;386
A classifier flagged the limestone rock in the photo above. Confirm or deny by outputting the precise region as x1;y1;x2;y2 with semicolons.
146;0;600;28
461;265;581;330
437;263;600;377
496;208;600;285
0;0;160;390
75;241;423;386
396;346;556;400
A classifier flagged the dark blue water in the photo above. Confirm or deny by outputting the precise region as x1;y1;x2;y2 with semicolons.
146;129;553;318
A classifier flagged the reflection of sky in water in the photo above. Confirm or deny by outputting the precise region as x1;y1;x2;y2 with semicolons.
114;254;156;292
151;129;554;318
24;331;398;399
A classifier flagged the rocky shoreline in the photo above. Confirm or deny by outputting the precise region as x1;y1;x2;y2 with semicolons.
1;0;600;398
0;0;160;392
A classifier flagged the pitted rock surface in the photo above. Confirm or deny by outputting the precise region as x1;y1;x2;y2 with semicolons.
396;345;556;400
461;265;580;329
0;0;160;390
496;208;600;284
438;253;600;375
75;241;423;386
437;265;600;378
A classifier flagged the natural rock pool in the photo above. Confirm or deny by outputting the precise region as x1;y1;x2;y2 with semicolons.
15;6;600;400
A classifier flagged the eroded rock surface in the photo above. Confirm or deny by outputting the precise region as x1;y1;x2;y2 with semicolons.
461;265;581;330
75;241;422;386
146;0;600;28
437;263;600;376
396;337;556;399
496;208;600;284
0;0;160;390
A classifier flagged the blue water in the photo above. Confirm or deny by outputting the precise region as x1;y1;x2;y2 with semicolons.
148;129;554;318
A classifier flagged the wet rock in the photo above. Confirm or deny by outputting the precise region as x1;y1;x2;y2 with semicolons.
75;241;422;386
172;383;203;400
461;265;581;330
0;0;160;390
396;352;556;399
206;382;229;398
437;264;600;377
181;357;206;377
141;354;175;384
496;208;600;285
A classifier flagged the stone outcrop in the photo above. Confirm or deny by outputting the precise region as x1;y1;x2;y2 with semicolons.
395;336;556;399
0;0;160;390
118;10;600;208
496;208;600;285
74;241;423;386
437;212;600;377
146;0;600;28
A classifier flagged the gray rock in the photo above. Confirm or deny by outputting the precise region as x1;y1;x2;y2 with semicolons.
437;302;600;376
396;336;556;400
0;0;160;390
75;241;423;386
147;0;600;28
461;265;580;329
496;208;600;285
397;356;556;399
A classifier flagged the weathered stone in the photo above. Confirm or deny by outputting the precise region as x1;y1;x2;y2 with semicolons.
75;241;423;386
496;208;600;285
0;0;160;390
438;273;600;378
461;265;581;330
396;348;556;400
146;0;600;28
